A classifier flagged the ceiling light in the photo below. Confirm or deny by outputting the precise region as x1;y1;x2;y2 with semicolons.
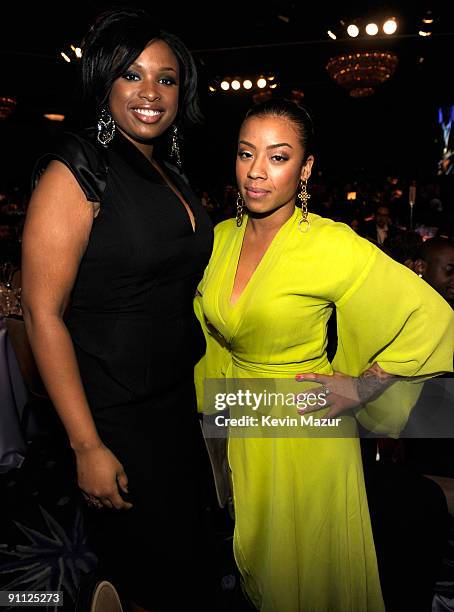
347;24;359;37
220;80;230;91
243;80;253;90
365;23;378;36
383;18;397;35
326;51;398;98
327;30;337;40
231;80;241;90
257;78;267;89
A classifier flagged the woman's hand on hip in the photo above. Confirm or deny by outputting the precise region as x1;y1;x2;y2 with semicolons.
74;443;133;510
295;364;395;419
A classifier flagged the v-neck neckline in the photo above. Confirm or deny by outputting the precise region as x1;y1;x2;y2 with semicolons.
149;157;197;234
227;207;299;308
112;132;197;234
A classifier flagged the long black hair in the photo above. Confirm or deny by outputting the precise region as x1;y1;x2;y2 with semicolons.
79;7;202;129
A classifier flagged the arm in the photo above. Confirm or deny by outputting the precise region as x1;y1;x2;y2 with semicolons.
22;161;131;510
296;230;454;425
296;363;397;418
356;362;396;402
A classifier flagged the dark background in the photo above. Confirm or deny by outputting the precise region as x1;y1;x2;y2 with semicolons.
1;1;453;196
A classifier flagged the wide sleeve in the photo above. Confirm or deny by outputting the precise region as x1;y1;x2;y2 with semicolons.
31;131;108;203
331;239;454;434
333;245;454;378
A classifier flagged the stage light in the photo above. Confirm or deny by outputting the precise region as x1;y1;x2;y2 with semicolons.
208;85;216;93
347;24;359;37
243;80;253;90
383;18;397;35
327;30;337;40
418;30;432;37
366;23;378;36
220;80;230;91
231;80;241;90
269;84;278;89
257;78;267;89
60;52;71;63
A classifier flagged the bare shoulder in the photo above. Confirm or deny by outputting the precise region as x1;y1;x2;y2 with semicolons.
32;159;91;207
24;159;95;257
27;159;97;226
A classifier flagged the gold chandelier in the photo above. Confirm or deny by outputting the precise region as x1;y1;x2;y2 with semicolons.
326;51;398;98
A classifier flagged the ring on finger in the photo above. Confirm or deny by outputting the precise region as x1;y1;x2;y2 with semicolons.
322;385;331;397
87;497;103;509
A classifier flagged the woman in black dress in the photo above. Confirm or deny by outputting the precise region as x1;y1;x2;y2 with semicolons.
21;8;213;611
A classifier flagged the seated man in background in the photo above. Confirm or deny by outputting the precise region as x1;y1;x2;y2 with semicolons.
361;204;400;246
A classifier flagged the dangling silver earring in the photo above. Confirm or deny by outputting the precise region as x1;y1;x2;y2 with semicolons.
97;107;116;147
236;193;244;227
298;179;311;233
170;124;182;169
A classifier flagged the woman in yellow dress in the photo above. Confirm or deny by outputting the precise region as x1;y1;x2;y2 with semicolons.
194;99;454;612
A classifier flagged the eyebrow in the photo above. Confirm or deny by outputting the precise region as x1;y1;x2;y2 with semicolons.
239;140;293;149
130;62;177;72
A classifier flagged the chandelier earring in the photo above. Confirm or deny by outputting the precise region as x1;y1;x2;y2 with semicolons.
298;179;311;233
236;193;244;227
97;107;116;147
170;124;182;169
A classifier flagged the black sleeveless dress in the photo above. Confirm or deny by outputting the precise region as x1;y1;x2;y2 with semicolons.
34;130;214;608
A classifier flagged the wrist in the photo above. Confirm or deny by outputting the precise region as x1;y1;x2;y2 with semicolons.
70;437;103;453
355;363;395;403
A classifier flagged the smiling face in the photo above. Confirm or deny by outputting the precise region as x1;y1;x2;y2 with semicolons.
108;39;179;156
236;115;314;219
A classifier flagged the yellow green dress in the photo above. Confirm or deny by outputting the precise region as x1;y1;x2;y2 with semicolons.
194;207;454;612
